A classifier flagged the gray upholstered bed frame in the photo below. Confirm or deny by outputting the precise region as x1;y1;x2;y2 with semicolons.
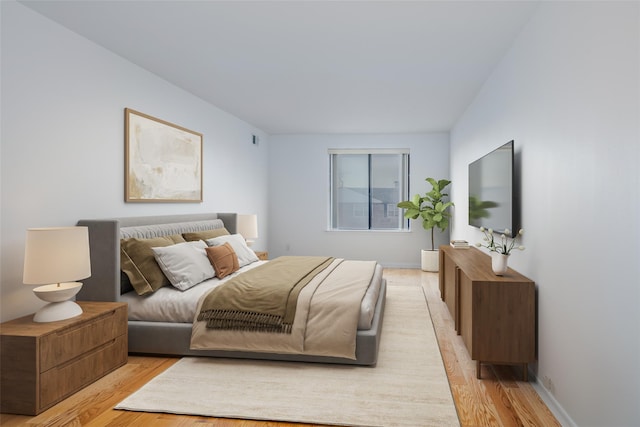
76;213;386;365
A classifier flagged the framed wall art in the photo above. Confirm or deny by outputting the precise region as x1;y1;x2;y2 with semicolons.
125;108;203;202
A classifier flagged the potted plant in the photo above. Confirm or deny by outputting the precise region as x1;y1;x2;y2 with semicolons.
476;226;525;275
397;178;454;272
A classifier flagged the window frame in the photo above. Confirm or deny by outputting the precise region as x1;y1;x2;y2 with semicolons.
328;148;410;231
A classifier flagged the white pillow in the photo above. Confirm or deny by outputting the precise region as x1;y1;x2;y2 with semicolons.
206;234;259;267
152;240;215;291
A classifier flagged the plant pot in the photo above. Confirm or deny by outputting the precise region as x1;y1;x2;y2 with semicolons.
491;253;509;275
421;249;439;272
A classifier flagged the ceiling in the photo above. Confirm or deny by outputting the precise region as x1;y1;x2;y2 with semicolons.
20;1;539;135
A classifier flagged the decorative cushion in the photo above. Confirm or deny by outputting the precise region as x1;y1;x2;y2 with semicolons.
151;240;215;291
206;234;259;267
205;242;240;279
183;228;230;242
120;234;186;296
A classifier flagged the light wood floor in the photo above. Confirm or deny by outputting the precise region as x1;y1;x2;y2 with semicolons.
1;269;560;427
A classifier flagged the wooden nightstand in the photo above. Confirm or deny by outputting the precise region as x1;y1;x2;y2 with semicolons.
254;251;268;260
0;301;128;415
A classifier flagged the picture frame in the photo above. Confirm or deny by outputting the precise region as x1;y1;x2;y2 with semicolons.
125;108;203;202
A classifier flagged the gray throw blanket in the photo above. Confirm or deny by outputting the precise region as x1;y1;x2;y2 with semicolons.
197;256;334;333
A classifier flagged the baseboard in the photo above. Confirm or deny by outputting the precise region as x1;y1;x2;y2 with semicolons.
529;370;577;427
379;262;423;269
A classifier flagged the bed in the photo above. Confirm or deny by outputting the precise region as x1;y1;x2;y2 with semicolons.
76;213;386;365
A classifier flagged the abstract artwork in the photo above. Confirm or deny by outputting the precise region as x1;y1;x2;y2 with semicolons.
125;108;203;202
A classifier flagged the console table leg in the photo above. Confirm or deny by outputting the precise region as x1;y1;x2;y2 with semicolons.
476;360;481;379
523;364;528;382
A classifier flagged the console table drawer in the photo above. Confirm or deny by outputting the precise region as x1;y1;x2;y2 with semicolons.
39;306;127;372
40;334;127;409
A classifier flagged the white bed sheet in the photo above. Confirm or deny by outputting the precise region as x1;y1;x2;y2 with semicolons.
121;260;382;330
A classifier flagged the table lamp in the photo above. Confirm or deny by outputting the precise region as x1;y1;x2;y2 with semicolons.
237;214;258;246
23;226;91;322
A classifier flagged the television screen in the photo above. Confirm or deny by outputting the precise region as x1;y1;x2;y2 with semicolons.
468;140;518;234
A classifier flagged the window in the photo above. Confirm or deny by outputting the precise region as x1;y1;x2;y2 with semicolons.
329;149;409;230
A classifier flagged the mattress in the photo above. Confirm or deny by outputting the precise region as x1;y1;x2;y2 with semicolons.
122;259;383;330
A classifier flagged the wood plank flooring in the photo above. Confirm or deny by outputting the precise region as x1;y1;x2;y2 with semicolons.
410;269;560;427
0;269;559;427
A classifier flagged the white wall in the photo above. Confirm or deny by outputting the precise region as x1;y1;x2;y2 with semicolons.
0;2;269;322
450;2;639;426
268;133;449;267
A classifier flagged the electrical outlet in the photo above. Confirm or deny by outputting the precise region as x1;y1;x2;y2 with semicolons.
542;375;555;395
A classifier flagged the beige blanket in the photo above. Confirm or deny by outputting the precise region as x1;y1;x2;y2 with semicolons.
198;256;334;333
190;259;377;360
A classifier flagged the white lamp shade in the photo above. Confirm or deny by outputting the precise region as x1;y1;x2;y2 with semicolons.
237;214;258;240
23;226;91;285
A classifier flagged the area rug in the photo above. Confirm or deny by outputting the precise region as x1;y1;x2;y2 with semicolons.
115;284;460;426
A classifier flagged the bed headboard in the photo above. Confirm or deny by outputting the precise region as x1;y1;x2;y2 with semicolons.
76;213;237;302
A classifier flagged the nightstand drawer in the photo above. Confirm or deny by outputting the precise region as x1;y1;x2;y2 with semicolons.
39;305;127;372
40;334;127;409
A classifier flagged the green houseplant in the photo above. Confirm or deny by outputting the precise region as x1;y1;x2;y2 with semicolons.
397;178;454;271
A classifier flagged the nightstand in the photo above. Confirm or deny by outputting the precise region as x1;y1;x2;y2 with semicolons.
0;301;128;415
254;251;268;260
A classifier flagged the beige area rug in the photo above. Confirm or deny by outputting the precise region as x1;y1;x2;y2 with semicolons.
115;284;460;426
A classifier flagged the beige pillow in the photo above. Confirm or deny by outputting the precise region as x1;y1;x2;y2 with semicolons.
120;234;186;295
205;242;239;279
183;228;230;242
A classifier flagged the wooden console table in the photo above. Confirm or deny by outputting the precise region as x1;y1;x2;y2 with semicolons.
439;245;535;380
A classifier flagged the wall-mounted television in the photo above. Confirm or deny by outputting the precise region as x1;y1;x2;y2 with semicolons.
468;140;519;234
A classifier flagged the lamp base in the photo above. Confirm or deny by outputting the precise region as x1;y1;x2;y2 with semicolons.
32;282;84;322
33;300;83;322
